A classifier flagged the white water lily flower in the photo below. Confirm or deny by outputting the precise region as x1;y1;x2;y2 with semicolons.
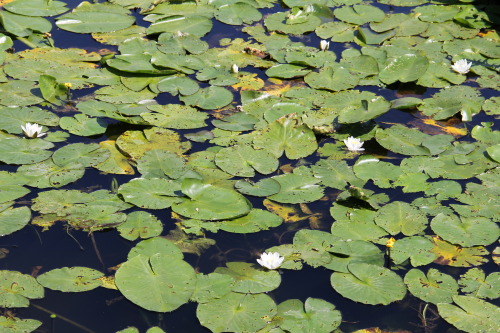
451;59;472;74
232;64;239;73
320;40;330;51
21;123;46;138
257;252;284;270
344;136;365;151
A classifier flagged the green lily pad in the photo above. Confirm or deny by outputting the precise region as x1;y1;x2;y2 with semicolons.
127;237;183;260
37;267;104;292
376;124;454;156
0;204;31;237
157;32;208;55
117;211;163;241
374;201;427;236
116;127;191;160
390;236;437;267
0;106;58;135
334;4;385;25
141;104;207;129
312;159;364;190
234;178;281;197
459;268;500;300
0;271;44;308
215;3;262;25
437;296;500;333
353;157;402;188
0;80;44;107
379;54;429;84
215;262;281;294
418;86;484;120
264;11;322;35
0;134;53;165
214;145;279;177
325;240;385;273
180;86;233;110
156;76;200;96
118;178;182;209
212;112;258;131
404;268;458;304
305;65;359;92
4;0;69;17
0;11;51;37
115;253;196;312
190;273;235;304
253;113;318;159
197;292;277;333
330;263;406;305
317;90;390;123
0;172;30;204
219;209;282;234
0;316;41;332
56;1;135;33
59;114;107;136
172;178;251;220
265;64;311;79
414;4;460;23
268;173;324;204
431;213;499;247
147;15;213;37
136;149;188;179
277;298;341;333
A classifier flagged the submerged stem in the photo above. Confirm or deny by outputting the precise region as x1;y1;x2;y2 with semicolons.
15;37;38;49
32;303;97;333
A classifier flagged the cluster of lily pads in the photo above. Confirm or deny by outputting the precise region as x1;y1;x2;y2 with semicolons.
0;0;499;332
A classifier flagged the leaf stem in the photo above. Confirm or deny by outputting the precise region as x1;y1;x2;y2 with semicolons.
32;303;97;333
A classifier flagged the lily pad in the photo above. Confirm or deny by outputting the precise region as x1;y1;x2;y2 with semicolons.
147;15;213;37
431;214;499;247
330;263;406;305
0;204;31;237
374;201;427;236
234;178;281;197
172;178;251;220
4;0;69;17
437;296;500;333
197;292;277;333
59;114;107;136
127;237;183;260
215;3;262;25
118;178;182;209
180;86;233;110
218;209;282;234
214;145;278;177
390;236;437;267
459;268;500;300
56;1;135;33
0;271;44;308
115;253;196;312
277;298;341;333
253;113;318;159
379;54;429;84
0;134;53;165
404;268;458;304
431;237;489;267
268;173;324;204
0;316;41;332
215;262;281;294
117;211;163;241
37;267;104;292
190;273;235;304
